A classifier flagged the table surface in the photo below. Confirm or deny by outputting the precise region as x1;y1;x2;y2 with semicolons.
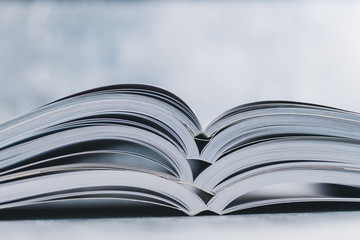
1;210;360;240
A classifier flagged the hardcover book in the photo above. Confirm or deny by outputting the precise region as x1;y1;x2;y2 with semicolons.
1;84;360;216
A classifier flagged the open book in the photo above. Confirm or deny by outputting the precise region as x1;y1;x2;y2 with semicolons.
1;84;360;216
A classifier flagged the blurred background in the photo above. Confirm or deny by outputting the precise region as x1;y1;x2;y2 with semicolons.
1;1;360;126
2;1;360;239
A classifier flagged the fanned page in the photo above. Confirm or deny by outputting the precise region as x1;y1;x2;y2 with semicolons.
1;85;360;216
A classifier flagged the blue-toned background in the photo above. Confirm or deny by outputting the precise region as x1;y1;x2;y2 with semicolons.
1;1;360;126
2;1;360;239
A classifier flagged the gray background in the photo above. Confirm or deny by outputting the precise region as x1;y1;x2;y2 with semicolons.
1;0;360;239
2;1;360;126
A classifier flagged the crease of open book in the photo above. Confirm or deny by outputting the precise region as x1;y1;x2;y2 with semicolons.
2;84;360;216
